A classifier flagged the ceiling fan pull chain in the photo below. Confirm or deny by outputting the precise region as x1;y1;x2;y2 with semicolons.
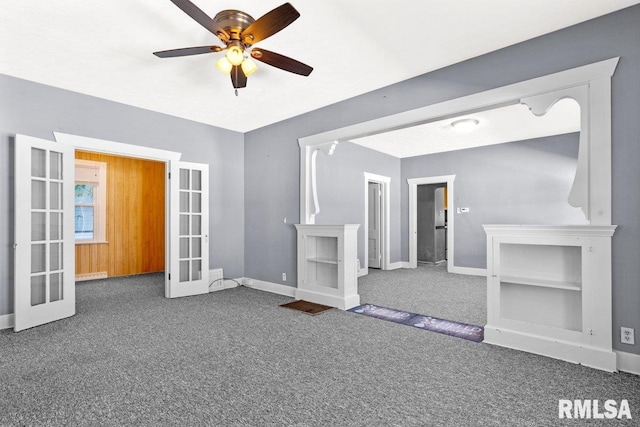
235;89;239;97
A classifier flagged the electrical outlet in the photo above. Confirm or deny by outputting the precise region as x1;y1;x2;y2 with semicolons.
621;327;635;345
282;273;287;281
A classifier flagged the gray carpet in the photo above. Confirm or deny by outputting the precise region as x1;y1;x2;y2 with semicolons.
1;272;638;426
358;263;486;326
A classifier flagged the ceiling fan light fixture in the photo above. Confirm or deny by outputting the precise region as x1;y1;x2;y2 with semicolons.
451;118;479;132
215;56;233;75
226;45;245;66
241;58;258;77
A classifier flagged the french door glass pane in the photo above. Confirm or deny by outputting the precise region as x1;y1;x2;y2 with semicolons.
31;275;46;306
179;237;189;258
192;170;201;191
50;182;61;210
192;193;201;213
192;237;201;258
32;180;46;209
31;148;46;178
50;272;63;302
179;215;189;236
31;243;46;273
32;212;46;241
179;169;190;190
50;242;62;271
179;191;189;213
192;215;201;235
50;151;62;180
192;260;202;281
179;260;190;282
50;213;62;240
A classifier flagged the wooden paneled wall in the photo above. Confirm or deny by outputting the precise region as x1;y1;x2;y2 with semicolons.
75;151;165;277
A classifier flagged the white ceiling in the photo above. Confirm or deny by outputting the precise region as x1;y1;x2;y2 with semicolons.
1;1;638;133
351;98;581;158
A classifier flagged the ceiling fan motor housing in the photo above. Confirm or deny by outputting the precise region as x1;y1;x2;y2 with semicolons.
214;10;255;44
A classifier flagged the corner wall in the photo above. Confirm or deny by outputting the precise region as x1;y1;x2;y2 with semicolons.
245;5;640;354
0;75;245;316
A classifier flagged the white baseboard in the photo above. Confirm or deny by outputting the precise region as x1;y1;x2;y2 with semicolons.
615;350;640;376
387;262;410;270
450;266;487;277
295;288;360;310
357;269;368;277
484;326;617;372
0;313;15;330
242;278;296;297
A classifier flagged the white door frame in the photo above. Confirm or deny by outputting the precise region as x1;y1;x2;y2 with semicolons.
54;133;181;296
363;172;391;272
408;175;455;272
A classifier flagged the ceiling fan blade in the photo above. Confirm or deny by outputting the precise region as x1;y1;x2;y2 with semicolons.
241;3;300;45
250;48;313;76
153;45;223;58
231;65;247;88
169;0;230;41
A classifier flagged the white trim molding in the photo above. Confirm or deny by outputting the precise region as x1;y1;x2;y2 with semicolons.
297;58;618;229
298;140;338;225
408;175;456;272
450;266;486;277
54;132;182;162
242;278;297;298
388;262;411;270
53;132;183;300
0;313;14;330
615;350;640;376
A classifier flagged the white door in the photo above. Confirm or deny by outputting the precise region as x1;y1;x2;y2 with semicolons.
167;161;210;298
14;135;75;331
367;182;381;269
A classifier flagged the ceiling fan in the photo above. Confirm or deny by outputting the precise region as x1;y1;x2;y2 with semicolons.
154;0;313;93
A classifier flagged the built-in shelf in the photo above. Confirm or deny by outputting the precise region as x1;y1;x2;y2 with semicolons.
484;224;617;372
500;276;581;291
295;224;360;310
307;257;339;265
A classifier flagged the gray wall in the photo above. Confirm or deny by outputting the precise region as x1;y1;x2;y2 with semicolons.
0;75;245;316
402;134;586;268
245;5;640;354
314;141;402;269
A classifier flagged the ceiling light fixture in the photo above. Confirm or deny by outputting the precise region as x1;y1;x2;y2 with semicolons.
451;118;479;132
225;43;245;66
215;56;233;75
154;2;313;94
241;57;259;77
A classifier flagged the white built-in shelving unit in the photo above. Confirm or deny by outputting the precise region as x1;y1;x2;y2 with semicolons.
294;224;360;310
484;225;617;371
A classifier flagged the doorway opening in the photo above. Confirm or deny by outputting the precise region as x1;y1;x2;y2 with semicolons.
417;183;447;266
74;151;166;282
363;172;390;273
408;175;456;273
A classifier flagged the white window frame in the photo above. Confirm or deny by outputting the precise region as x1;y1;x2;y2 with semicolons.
74;159;107;244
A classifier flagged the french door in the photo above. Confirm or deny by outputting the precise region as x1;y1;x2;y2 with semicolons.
14;134;210;331
14;135;75;331
167;161;210;298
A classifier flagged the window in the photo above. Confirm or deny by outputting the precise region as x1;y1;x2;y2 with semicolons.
75;159;107;243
